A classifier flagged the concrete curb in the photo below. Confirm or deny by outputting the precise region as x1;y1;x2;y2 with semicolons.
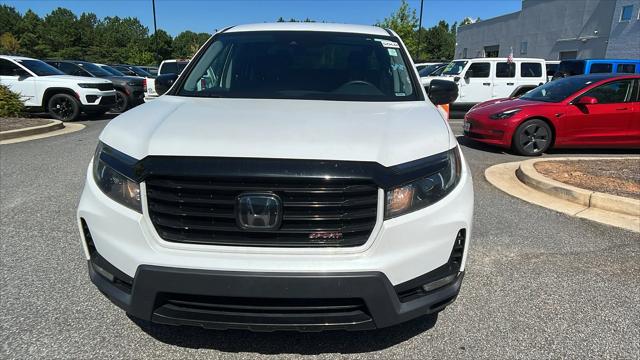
0;122;85;145
517;157;640;217
0;120;64;140
485;161;639;233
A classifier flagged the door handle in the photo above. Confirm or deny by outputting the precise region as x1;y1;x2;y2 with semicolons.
616;107;628;110
507;82;514;85
483;83;490;86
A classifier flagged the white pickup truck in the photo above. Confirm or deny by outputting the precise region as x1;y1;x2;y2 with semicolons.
0;55;116;121
144;59;189;101
422;58;547;109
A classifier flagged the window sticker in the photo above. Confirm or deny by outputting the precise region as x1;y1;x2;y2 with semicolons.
375;39;400;48
388;48;398;56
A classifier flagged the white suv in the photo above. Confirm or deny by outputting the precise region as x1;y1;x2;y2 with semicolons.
0;55;116;121
77;23;474;331
424;57;547;109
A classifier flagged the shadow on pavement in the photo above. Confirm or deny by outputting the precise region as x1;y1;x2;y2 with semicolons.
457;135;640;157
129;313;438;354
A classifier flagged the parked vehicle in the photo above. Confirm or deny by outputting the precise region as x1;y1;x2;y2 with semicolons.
144;60;190;101
108;64;157;103
552;59;640;80
424;58;547;110
77;23;473;331
418;63;448;78
137;66;158;76
46;60;145;113
463;74;640;156
158;59;189;75
0;55;115;121
415;62;441;71
545;60;559;82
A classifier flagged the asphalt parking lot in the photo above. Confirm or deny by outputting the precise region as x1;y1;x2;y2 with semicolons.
1;118;639;359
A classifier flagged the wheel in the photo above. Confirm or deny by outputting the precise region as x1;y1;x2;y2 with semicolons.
512;119;552;156
48;93;80;121
111;90;129;113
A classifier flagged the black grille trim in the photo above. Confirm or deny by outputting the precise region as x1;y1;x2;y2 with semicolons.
146;176;379;247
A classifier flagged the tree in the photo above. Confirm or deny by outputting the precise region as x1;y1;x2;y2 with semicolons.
148;29;173;62
172;31;210;58
376;0;418;57
0;33;20;54
0;5;21;35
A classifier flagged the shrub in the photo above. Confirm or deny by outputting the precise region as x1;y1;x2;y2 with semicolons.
0;84;25;117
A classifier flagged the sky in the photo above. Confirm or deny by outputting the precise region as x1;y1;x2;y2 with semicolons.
3;0;522;36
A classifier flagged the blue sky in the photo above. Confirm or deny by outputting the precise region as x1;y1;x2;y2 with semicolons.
4;0;522;36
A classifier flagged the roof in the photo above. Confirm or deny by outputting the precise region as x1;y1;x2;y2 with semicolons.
564;73;639;81
0;55;36;61
225;22;389;36
452;57;546;62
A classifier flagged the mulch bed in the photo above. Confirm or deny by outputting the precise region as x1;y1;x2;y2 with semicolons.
535;159;640;200
0;117;54;132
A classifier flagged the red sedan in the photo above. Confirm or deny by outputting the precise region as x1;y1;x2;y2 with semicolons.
463;74;640;156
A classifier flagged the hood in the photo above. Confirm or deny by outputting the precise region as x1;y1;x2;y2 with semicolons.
421;76;456;86
44;75;111;84
100;96;452;167
106;75;144;86
468;98;550;116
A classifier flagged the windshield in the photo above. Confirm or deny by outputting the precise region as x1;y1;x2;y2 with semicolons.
130;66;153;77
520;76;596;102
100;65;125;76
558;60;585;76
442;61;468;76
178;31;418;101
418;64;443;77
161;61;188;75
16;59;64;76
77;62;112;77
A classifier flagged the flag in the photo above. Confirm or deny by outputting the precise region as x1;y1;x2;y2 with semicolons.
507;47;514;63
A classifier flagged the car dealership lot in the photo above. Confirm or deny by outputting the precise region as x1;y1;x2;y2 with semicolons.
1;119;638;359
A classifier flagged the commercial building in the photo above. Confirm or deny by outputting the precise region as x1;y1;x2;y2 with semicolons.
455;0;640;60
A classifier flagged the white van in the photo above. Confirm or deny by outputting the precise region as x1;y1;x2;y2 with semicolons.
423;58;547;109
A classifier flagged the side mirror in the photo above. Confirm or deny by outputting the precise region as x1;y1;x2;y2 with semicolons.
576;96;598;105
12;68;30;78
426;79;458;105
453;76;461;82
464;70;473;79
155;73;178;96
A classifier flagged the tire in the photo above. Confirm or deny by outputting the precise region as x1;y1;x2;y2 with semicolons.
48;93;80;121
512;119;553;156
111;90;129;113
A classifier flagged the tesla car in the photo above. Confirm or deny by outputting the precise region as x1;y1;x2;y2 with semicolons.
463;74;639;156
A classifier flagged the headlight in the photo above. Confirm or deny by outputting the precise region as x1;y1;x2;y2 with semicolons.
489;108;521;119
385;147;462;219
93;143;141;212
78;83;103;89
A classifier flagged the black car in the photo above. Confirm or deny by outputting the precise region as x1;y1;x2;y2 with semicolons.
109;64;155;79
46;60;145;113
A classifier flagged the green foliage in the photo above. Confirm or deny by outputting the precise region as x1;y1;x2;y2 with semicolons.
1;2;466;66
0;84;25;118
376;0;418;57
0;5;210;66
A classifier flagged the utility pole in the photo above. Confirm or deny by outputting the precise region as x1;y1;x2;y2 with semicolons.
152;0;158;64
417;0;424;61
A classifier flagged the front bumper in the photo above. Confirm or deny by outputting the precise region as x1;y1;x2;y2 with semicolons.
463;114;515;148
88;249;464;331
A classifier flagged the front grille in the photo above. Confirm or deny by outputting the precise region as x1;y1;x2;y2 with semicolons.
145;177;379;247
96;83;114;91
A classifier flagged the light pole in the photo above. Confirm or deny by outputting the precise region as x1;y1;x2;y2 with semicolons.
417;0;424;61
152;0;158;64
